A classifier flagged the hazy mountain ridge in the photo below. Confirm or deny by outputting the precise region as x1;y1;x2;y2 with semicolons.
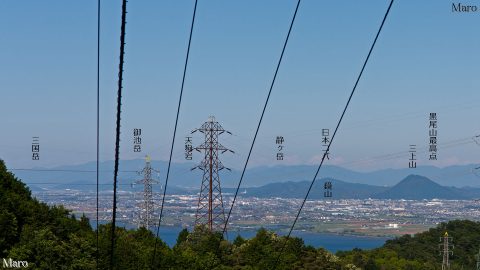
230;175;480;200
223;178;388;199
372;174;468;200
12;159;480;199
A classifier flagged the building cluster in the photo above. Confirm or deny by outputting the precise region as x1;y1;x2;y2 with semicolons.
33;190;480;232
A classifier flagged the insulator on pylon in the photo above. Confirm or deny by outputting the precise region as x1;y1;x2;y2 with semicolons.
192;116;233;232
132;155;160;230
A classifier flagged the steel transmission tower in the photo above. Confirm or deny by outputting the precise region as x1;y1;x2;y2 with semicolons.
439;231;453;270
133;155;159;229
192;116;233;231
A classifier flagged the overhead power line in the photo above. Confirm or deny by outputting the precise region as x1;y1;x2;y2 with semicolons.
10;169;137;173
222;0;302;237
272;0;394;268
23;182;137;186
151;0;198;267
110;0;128;268
95;1;101;268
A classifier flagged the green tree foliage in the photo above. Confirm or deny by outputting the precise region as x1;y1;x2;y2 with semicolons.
0;160;356;270
233;235;246;247
0;159;356;269
3;159;480;269
176;228;189;246
9;226;96;270
338;220;480;269
0;209;17;255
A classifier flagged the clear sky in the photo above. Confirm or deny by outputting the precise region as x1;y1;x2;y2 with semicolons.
0;0;479;171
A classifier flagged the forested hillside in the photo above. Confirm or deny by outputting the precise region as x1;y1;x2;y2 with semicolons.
0;159;356;269
338;220;480;269
3;159;480;269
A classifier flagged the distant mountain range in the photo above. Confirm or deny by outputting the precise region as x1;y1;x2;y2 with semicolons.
373;175;467;200
8;159;480;199
226;175;480;200
223;179;388;199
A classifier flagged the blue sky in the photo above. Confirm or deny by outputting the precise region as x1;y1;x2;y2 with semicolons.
0;0;479;171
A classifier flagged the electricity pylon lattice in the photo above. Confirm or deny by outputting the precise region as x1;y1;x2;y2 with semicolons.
439;231;453;270
132;155;159;229
192;116;233;232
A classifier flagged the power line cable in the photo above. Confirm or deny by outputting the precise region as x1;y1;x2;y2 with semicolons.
96;1;101;269
110;0;128;268
222;0;301;237
272;0;394;268
151;0;198;266
12;134;477;191
8;133;475;185
19;134;477;188
23;182;136;186
9;169;137;173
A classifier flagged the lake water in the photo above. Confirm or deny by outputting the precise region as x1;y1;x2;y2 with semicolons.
95;221;390;253
154;226;391;253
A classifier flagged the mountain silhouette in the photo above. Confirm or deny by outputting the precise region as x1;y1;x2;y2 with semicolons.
373;174;467;199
